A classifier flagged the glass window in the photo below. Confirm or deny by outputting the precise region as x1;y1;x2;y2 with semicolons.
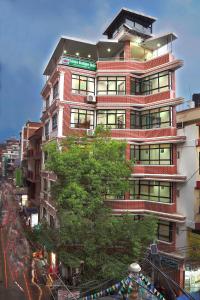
157;221;173;242
46;96;50;109
130;180;172;203
97;76;126;95
44;121;49;137
105;192;124;200
131;71;172;95
44;151;48;162
130;111;140;129
43;178;48;191
130;144;172;165
72;74;95;95
70;108;94;129
50;215;55;229
129;180;140;199
53;82;59;99
131;107;172;129
43;207;47;218
52;113;58;130
96;110;126;129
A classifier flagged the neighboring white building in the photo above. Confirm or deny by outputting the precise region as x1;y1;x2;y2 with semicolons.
177;99;200;292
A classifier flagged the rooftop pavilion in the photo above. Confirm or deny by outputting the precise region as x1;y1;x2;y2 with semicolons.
43;8;178;76
103;7;156;39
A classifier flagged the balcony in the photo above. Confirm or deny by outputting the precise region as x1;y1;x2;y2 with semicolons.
96;90;172;106
111;127;177;139
133;165;177;175
97;53;180;72
107;200;175;213
106;200;185;223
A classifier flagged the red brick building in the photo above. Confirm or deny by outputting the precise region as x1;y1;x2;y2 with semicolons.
40;8;186;286
1;138;20;178
26;126;42;208
20;121;42;214
20;121;42;174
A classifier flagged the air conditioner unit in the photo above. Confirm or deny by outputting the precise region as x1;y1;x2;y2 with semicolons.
86;94;96;103
86;129;95;136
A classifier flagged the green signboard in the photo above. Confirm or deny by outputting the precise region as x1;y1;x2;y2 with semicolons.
59;56;96;71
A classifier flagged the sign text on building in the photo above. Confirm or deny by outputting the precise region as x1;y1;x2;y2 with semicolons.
59;56;96;71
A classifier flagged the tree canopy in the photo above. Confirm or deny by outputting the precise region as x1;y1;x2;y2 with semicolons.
39;129;157;281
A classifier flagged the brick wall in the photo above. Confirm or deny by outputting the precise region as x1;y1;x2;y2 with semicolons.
96;91;171;105
110;127;177;138
133;165;177;175
107;200;176;214
97;53;171;71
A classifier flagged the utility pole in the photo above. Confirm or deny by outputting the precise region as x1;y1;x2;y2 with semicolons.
149;244;177;300
128;262;141;300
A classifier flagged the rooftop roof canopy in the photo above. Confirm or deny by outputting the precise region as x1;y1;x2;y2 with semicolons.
43;36;124;75
103;8;156;38
141;33;177;50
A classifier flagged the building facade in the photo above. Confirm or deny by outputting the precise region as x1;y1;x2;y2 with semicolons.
40;8;186;286
26;126;42;208
1;138;20;179
19;121;42;225
177;99;200;292
20;121;42;162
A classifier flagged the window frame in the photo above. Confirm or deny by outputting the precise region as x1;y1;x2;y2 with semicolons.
43;207;47;218
130;106;172;129
52;113;58;130
157;221;173;242
70;108;94;129
53;81;59;99
46;96;50;109
49;215;55;229
96;109;126;129
130;180;173;203
130;144;173;165
131;71;172;95
44;121;50;137
43;178;48;192
71;74;95;95
97;76;126;95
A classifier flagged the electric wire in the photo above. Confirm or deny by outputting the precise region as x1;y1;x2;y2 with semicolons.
144;258;195;300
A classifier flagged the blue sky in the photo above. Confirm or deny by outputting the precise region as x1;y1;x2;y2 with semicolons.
0;0;200;141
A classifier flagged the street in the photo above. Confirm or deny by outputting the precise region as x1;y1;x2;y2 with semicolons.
0;181;52;300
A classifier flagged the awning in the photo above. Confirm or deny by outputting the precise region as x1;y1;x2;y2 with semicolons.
141;33;177;50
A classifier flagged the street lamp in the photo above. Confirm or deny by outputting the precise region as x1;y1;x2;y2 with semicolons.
128;263;141;300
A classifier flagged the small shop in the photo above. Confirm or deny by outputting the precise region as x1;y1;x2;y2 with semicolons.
15;187;28;205
185;264;200;293
24;206;39;227
185;231;200;292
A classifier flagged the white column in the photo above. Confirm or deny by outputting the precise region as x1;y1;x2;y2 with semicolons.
49;116;52;137
49;83;53;104
59;71;65;101
42;98;46;112
58;107;63;137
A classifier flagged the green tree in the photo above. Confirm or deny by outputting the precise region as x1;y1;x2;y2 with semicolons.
15;168;23;187
42;129;157;281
